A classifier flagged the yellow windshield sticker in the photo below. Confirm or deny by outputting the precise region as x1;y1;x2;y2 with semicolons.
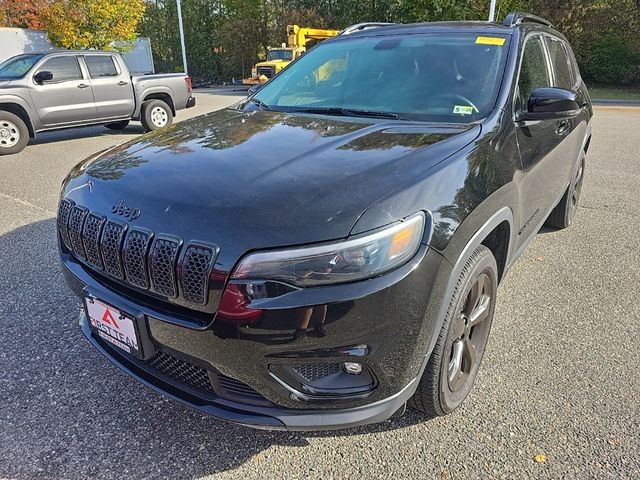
453;105;474;115
476;36;506;46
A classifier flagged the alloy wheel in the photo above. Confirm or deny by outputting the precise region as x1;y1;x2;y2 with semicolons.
569;159;585;218
447;272;493;392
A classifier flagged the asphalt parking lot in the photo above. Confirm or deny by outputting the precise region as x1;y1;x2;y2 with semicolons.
1;93;638;479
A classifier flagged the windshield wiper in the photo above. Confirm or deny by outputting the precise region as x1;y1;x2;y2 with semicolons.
249;98;272;110
342;108;400;119
288;106;399;119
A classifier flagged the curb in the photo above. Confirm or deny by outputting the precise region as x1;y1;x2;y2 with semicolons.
592;99;640;106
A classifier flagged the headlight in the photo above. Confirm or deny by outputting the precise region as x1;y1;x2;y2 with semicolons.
232;213;425;287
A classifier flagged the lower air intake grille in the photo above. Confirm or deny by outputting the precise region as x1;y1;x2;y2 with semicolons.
147;350;216;395
217;374;267;401
292;363;341;382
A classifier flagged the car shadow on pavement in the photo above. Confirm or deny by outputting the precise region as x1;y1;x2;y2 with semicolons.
29;124;146;146
0;219;426;479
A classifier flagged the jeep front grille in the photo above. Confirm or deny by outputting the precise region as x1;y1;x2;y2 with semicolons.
58;199;218;307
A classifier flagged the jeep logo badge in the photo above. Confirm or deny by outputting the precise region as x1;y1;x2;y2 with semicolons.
111;200;141;220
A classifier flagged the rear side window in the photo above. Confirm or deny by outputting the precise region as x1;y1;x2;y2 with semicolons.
516;36;551;110
85;56;119;78
37;56;82;82
546;37;574;89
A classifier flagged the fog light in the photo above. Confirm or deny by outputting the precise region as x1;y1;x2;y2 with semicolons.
343;362;362;375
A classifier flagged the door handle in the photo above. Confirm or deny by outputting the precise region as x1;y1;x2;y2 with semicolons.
555;120;570;135
117;81;129;86
77;83;90;89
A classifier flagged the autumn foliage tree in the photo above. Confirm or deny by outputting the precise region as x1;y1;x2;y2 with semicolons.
0;0;49;29
45;0;146;51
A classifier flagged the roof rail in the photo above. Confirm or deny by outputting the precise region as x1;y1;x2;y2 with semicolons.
340;23;395;35
503;12;554;29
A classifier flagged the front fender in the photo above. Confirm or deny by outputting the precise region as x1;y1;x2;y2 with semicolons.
0;92;39;132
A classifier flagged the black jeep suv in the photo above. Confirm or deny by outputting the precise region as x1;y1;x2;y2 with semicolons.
58;13;592;430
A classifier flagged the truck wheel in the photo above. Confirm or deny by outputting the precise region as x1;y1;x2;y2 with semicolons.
141;99;173;132
410;245;498;418
545;155;585;229
105;120;130;131
0;111;29;155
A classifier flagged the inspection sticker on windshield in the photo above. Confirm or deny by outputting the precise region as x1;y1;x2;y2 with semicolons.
453;105;474;115
476;36;506;46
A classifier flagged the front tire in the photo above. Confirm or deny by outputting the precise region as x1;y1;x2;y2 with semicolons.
545;155;585;229
141;99;173;132
410;245;498;418
0;111;29;155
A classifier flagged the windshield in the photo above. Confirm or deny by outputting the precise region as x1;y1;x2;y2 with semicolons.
267;49;294;61
252;33;509;122
0;54;44;79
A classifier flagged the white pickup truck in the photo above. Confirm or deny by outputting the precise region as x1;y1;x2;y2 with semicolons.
0;50;195;154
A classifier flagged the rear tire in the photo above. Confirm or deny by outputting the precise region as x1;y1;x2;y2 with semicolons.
410;245;498;418
0;111;29;155
105;120;130;131
545;155;585;229
141;99;173;132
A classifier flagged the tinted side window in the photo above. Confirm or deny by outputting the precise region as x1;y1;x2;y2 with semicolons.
517;36;551;110
38;56;82;82
85;56;118;78
547;37;574;89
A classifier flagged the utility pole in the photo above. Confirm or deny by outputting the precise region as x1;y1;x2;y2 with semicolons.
176;0;188;75
489;0;497;22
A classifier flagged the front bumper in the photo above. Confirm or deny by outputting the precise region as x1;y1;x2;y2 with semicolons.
62;244;451;430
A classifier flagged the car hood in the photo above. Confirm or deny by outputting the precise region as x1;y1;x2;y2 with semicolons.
63;109;480;269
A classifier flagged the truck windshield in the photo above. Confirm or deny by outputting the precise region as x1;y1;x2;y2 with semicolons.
253;33;509;122
267;49;294;61
0;54;45;79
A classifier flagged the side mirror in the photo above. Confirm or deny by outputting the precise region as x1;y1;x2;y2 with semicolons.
34;71;54;84
248;84;263;95
518;87;581;121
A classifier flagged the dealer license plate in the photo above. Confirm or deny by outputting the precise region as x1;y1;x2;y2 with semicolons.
85;297;141;357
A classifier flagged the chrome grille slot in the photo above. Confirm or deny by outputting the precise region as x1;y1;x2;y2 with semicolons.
122;229;152;289
82;213;105;269
68;206;88;259
150;236;181;298
101;221;127;280
180;243;216;305
57;199;74;250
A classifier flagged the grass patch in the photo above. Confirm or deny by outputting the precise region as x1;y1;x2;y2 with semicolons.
588;85;640;100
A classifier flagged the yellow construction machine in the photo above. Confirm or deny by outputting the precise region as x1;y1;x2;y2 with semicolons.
243;25;340;86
